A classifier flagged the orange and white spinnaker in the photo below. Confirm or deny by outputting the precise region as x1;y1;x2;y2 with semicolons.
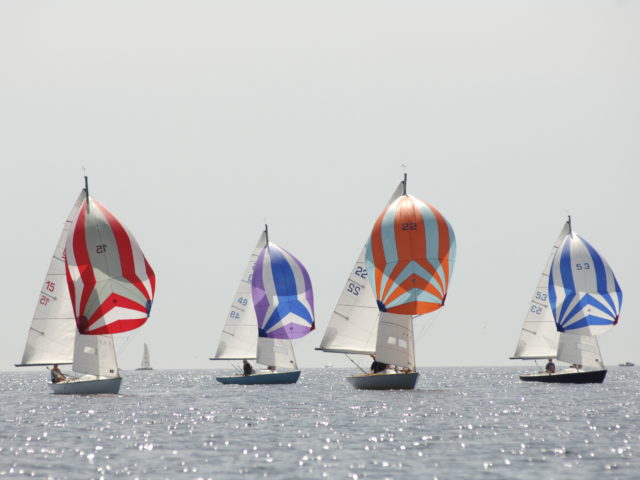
365;192;456;315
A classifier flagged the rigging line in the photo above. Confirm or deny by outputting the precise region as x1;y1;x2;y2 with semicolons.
415;308;443;344
344;353;368;374
117;329;139;356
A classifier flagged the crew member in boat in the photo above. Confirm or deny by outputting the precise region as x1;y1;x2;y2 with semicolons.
370;355;387;374
50;364;66;383
545;358;556;374
267;365;276;373
242;359;254;376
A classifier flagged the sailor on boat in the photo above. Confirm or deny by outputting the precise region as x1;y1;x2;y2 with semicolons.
50;364;66;383
242;359;254;376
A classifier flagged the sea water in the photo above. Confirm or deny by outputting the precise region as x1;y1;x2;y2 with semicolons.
1;367;639;479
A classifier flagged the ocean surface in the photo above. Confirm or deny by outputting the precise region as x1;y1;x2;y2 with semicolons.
1;366;639;479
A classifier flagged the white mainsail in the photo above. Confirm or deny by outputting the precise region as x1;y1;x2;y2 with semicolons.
17;192;85;367
557;334;604;369
72;333;119;378
318;182;404;355
511;220;570;360
375;312;416;369
213;232;266;360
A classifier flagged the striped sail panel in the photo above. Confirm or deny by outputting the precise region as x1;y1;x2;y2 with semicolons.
548;232;622;336
65;197;155;335
318;181;405;354
252;243;314;339
213;232;266;359
512;221;569;359
18;192;86;366
365;194;456;315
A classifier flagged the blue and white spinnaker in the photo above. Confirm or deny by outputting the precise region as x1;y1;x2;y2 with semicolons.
548;231;622;336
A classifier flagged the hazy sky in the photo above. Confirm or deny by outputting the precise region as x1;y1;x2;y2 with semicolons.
1;1;638;372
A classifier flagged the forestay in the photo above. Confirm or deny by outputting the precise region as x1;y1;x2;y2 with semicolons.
318;182;404;355
548;231;622;336
65;196;156;335
18;192;86;366
512;221;569;360
366;194;456;315
213;232;266;360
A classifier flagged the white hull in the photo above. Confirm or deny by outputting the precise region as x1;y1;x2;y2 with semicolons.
347;372;419;390
48;376;122;394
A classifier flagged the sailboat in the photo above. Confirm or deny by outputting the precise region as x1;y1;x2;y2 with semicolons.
16;177;155;394
212;225;315;385
318;175;456;390
136;343;153;370
512;218;622;383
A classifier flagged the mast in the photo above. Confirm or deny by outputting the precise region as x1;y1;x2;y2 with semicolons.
567;215;572;235
84;175;90;213
264;223;269;245
403;173;407;195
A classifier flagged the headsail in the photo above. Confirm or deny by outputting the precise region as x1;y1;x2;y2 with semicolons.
72;333;119;378
65;196;155;335
557;334;604;369
318;181;405;355
212;231;266;360
17;192;85;366
366;194;456;315
252;243;314;340
511;220;570;360
548;231;622;336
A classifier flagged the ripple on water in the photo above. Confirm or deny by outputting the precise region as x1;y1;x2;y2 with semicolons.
1;367;639;479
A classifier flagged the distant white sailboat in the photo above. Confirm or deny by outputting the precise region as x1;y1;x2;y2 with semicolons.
16;177;155;394
211;225;315;385
512;218;622;383
136;343;153;370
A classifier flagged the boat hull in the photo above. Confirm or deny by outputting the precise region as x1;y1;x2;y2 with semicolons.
216;371;301;385
48;377;122;394
347;372;419;390
519;369;607;384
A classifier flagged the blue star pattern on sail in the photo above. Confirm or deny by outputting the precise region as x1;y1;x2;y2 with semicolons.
548;231;622;336
251;243;315;340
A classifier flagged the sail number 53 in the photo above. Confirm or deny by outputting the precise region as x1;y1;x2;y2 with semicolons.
575;262;591;270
